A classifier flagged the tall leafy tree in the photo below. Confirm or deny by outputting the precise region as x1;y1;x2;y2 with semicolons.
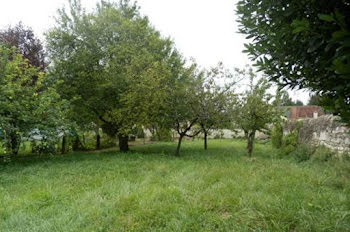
237;0;350;123
0;45;65;156
46;0;182;152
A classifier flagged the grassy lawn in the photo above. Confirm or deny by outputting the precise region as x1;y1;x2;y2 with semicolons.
1;139;349;231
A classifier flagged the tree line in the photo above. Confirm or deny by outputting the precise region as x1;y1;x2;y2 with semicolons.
0;0;283;159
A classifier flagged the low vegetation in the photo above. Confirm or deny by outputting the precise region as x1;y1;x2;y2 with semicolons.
1;140;349;231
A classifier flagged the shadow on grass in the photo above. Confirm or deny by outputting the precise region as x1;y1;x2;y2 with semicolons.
0;139;277;172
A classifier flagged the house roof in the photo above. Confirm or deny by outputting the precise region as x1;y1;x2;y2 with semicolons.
289;106;324;119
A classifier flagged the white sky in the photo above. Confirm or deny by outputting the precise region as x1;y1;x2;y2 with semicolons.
0;0;309;103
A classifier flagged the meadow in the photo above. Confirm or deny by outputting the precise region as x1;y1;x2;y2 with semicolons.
1;139;349;231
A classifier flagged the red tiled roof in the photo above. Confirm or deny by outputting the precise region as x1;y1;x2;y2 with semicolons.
289;106;324;119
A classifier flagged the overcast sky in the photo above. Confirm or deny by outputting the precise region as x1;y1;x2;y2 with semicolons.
0;0;310;103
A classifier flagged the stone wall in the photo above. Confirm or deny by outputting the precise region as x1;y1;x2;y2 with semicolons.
284;115;350;153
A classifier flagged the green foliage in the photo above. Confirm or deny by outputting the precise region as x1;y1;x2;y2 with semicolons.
237;0;350;124
198;63;238;132
0;44;67;156
277;90;304;106
31;136;58;155
46;0;184;151
235;68;282;156
271;123;283;149
311;146;335;162
1;140;349;231
279;129;299;156
308;94;322;106
151;127;173;142
194;63;238;149
132;127;145;139
290;144;314;162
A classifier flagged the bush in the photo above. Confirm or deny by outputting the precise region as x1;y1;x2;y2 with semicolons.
279;129;298;156
151;128;172;142
100;134;116;148
213;130;225;139
271;123;283;148
311;146;334;162
290;144;314;162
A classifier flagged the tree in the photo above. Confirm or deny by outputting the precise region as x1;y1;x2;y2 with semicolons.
237;0;350;123
46;0;181;152
279;91;295;106
235;69;281;157
197;63;238;150
0;44;66;156
295;100;304;106
167;64;203;157
308;94;321;106
0;22;47;71
277;90;304;106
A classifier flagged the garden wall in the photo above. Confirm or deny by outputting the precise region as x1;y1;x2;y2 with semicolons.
284;115;350;153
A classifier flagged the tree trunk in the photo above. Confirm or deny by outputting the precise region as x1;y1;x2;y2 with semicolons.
72;135;80;151
247;130;256;157
175;134;184;157
10;132;20;156
61;135;67;154
204;131;208;150
118;134;129;152
96;129;101;150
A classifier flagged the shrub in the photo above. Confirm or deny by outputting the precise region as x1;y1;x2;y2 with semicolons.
100;134;117;148
213;130;225;139
271;123;283;148
290;144;314;162
151;128;172;142
214;133;221;139
279;128;298;156
311;146;334;162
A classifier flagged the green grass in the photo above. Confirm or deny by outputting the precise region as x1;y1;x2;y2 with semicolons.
1;139;350;231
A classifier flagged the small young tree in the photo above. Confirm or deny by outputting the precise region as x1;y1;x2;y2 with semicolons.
197;63;238;150
169;65;203;156
235;69;281;157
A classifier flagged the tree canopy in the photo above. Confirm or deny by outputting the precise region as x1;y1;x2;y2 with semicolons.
46;0;187;152
235;69;281;156
0;22;47;71
237;0;350;123
0;44;66;156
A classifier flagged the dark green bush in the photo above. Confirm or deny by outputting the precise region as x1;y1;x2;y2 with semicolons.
271;123;283;148
279;128;298;156
100;134;116;148
290;144;314;162
311;146;334;162
151;128;172;142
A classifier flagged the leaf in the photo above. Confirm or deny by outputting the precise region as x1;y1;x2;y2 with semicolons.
318;14;335;22
332;59;350;76
291;19;309;34
332;30;350;40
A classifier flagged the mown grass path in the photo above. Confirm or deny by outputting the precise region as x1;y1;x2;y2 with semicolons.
1;140;349;231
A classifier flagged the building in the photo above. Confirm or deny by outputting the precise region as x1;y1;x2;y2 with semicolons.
287;106;324;120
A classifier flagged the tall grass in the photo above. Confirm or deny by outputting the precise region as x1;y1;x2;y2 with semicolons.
1;139;349;231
